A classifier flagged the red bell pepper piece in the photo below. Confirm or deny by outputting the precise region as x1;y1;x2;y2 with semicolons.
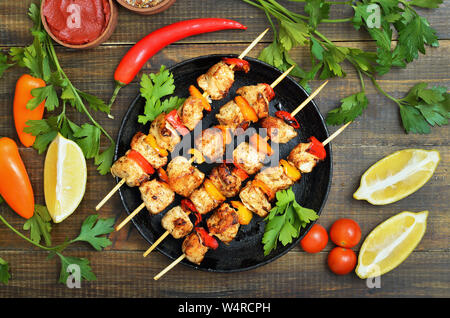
262;83;275;101
165;110;190;136
193;212;202;226
222;58;250;73
275;110;300;129
195;227;219;250
307;136;326;160
127;150;155;175
232;162;249;181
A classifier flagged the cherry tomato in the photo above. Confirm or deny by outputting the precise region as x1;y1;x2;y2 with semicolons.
300;224;328;253
327;247;357;275
329;218;361;248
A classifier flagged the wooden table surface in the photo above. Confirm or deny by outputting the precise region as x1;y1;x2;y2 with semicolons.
0;0;449;298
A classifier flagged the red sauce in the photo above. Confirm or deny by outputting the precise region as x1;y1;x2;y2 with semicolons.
43;0;111;45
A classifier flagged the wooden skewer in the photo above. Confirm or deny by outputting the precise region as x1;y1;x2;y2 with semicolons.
143;231;171;257
270;65;296;89
96;179;126;211
115;202;146;231
238;28;269;59
290;81;329;117
322;121;352;146
154;254;186;280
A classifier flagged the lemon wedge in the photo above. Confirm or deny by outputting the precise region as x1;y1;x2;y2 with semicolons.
44;133;87;223
356;211;428;279
354;149;440;205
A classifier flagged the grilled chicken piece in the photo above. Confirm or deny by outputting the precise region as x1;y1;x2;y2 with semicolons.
209;163;242;198
178;96;204;131
287;142;320;173
161;206;193;239
130;132;168;169
260;116;298;144
207;203;240;244
197;61;234;100
239;181;271;218
182;232;209;265
232;142;265;175
189;184;219;215
236;84;270;119
167;156;205;197
111;151;150;187
215;100;245;131
254;166;294;194
139;179;175;215
149;113;181;153
194;127;224;162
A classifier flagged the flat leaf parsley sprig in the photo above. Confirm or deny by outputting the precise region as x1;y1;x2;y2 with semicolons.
241;0;449;134
0;3;115;174
263;187;319;256
138;65;185;125
0;204;115;285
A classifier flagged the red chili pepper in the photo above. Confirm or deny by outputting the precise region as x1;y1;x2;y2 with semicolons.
222;58;250;73
195;227;219;250
165;110;190;136
181;198;198;214
307;136;326;160
275;110;300;129
262;83;275;101
127;150;155;175
109;19;247;107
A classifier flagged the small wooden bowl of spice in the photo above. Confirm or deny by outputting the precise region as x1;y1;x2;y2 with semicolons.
116;0;176;15
41;0;119;50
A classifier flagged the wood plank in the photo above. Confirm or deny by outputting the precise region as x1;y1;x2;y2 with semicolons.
0;250;448;297
1;0;449;47
0;42;448;252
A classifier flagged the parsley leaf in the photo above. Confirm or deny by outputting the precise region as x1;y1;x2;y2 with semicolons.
409;0;443;9
326;91;369;125
23;205;53;247
71;215;114;251
138;66;185;124
95;144;116;176
56;253;97;284
0;52;14;78
398;83;449;133
259;39;284;68
278;20;310;51
305;0;330;29
71;123;101;160
262;187;318;256
27;85;59;111
77;90;111;114
0;257;11;285
396;13;439;63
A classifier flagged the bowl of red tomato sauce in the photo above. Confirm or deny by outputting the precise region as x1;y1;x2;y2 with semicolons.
41;0;119;49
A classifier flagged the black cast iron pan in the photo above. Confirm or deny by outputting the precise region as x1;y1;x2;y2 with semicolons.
115;55;332;273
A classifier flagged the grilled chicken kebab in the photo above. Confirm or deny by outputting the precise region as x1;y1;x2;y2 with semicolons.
156;134;326;265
